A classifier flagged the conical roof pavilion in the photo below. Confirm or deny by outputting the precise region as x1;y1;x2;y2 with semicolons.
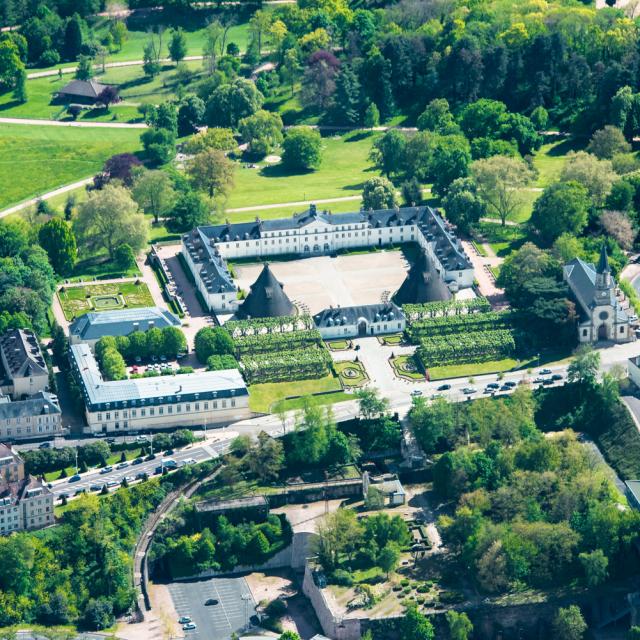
393;250;452;305
236;263;295;319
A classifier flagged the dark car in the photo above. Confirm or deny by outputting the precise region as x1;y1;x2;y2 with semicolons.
145;454;156;461
500;384;511;391
551;373;563;381
58;493;69;501
132;457;144;465
164;449;174;456
154;466;164;475
68;474;82;483
106;437;116;444
504;381;517;388
437;384;452;391
74;488;86;496
204;598;219;606
486;383;500;389
135;472;147;480
38;441;51;449
542;378;554;385
90;484;102;492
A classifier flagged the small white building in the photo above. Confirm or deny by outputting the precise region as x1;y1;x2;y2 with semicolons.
69;343;251;434
0;329;49;399
182;205;474;313
362;471;406;506
314;303;406;340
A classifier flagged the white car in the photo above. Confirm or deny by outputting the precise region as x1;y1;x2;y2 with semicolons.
183;622;197;631
178;616;191;624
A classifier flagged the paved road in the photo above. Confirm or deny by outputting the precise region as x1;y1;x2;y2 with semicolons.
168;577;255;640
0;116;147;128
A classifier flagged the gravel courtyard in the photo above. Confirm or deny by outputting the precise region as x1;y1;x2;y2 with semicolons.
233;250;408;315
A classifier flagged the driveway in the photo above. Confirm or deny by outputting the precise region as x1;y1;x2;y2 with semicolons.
168;576;256;640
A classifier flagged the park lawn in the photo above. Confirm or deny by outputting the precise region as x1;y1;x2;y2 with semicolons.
533;137;586;188
480;189;539;225
226;131;381;209
57;281;154;320
0;124;141;211
428;358;520;380
0;62;204;123
473;221;527;258
248;372;343;412
228;197;365;223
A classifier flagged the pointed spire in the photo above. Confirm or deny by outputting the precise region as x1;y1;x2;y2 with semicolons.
393;250;452;304
236;263;295;319
597;243;610;274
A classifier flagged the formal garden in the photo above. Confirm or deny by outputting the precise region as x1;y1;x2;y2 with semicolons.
57;281;154;320
334;360;369;389
389;355;424;382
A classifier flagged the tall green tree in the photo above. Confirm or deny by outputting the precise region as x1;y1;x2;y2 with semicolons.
131;169;176;224
282;127;322;171
38;218;77;276
331;64;362;125
168;28;187;64
551;606;587;640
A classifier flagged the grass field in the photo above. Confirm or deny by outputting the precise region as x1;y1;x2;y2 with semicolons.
58;281;154;320
227;131;380;209
428;358;520;380
248;373;344;412
0;124;141;211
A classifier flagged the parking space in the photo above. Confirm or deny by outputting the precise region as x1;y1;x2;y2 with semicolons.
168;576;256;640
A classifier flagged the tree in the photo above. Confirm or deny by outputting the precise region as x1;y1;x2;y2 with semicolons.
402;605;435;640
141;127;176;166
587;125;631;160
101;153;142;187
567;346;600;387
111;21;128;51
370;129;406;178
184;128;237;154
552;606;587;640
606;180;634;211
187;149;235;200
239;109;283;157
166;191;210;232
560;151;617;207
331;64;362;125
442;177;487;232
142;41;161;77
600;211;635;250
530;181;590;246
205;78;264;128
13;66;26;103
363;102;380;128
628;627;640;640
281;48;300;98
301;50;340;112
75;54;93;80
194;326;234;363
417;98;457;134
82;598;115;631
246;431;284;482
579;549;608;587
63;14;85;60
315;508;363;571
446;611;473;640
377;542;400;577
530;106;548;131
282;127;322;171
177;95;205;136
132;169;176;224
98;85;119;111
168;28;187;64
472;155;534;226
249;9;272;54
278;633;301;640
73;184;149;259
362;177;397;210
355;387;389;421
114;243;136;271
38;218;77;276
162;326;187;357
429;134;472;197
0;38;24;91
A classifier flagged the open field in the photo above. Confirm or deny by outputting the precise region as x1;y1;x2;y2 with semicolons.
57;281;154;321
248;373;344;413
227;131;381;208
0;124;141;210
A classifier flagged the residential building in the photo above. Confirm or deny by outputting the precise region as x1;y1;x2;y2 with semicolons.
0;443;54;535
69;343;250;434
0;329;49;399
182;204;474;313
563;245;634;344
69;306;182;349
313;302;406;339
0;391;63;442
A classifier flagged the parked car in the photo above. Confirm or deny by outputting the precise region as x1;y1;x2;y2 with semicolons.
410;389;423;397
462;387;477;395
533;377;545;384
204;598;219;606
542;378;554;385
74;488;86;496
107;480;118;488
135;472;147;480
145;454;156;461
106;437;116;444
500;384;511;391
539;368;552;375
503;381;517;388
132;457;144;465
183;623;197;631
486;382;500;389
116;462;129;470
164;449;175;456
437;384;452;391
38;441;51;449
89;484;102;492
178;616;191;624
68;474;82;483
100;466;113;474
551;373;563;381
162;458;178;469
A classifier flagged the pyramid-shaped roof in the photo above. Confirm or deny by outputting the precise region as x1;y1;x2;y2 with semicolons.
236;264;295;319
393;251;452;305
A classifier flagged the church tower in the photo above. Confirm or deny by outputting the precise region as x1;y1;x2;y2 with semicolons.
594;244;612;304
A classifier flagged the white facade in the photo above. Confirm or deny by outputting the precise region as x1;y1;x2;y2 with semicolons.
314;303;406;340
0;398;63;442
182;206;474;313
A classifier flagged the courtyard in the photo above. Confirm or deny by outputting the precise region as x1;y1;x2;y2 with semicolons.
233;250;408;315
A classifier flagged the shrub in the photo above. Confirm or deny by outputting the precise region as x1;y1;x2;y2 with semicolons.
265;598;287;617
331;569;354;586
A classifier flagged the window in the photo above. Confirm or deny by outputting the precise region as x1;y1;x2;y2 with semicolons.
149;408;155;416
141;409;146;417
195;403;200;411
204;402;209;410
582;329;588;337
168;406;173;414
231;399;236;407
186;404;191;412
177;405;181;413
106;412;111;420
159;407;163;415
621;326;625;333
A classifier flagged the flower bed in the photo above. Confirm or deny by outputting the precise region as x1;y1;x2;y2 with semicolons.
335;360;369;388
390;355;425;381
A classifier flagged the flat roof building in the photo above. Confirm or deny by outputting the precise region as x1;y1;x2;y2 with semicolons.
69;306;181;348
69;343;250;434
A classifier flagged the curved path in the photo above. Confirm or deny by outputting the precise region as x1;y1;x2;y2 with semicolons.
0;116;147;128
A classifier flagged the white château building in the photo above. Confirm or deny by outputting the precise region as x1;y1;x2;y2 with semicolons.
181;205;474;314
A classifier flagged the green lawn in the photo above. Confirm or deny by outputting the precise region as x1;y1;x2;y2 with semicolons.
248;373;343;413
390;354;425;381
334;360;369;388
0;124;141;211
57;281;154;321
0;61;204;123
533;137;587;188
228;197;365;223
226;131;381;209
473;221;527;258
428;358;520;380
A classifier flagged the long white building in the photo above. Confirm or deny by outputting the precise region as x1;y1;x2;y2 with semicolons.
69;343;250;434
182;205;474;313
